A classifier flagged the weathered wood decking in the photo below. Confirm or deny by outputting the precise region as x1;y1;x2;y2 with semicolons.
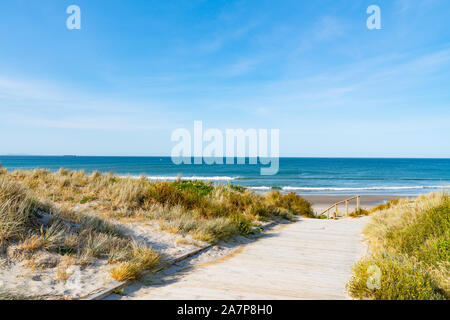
120;216;369;300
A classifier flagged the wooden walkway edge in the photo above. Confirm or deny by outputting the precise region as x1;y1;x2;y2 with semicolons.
115;217;369;300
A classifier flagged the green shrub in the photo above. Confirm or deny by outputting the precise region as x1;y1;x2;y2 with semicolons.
349;208;370;217
384;199;449;267
266;191;314;217
80;195;98;204
227;184;247;193
437;239;449;261
347;256;446;300
233;215;253;235
347;192;449;300
174;180;214;197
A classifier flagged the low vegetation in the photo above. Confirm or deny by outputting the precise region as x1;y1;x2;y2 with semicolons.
0;166;314;289
109;242;160;281
1;168;313;242
318;208;369;219
0;166;314;293
346;192;449;300
369;198;401;213
348;208;370;218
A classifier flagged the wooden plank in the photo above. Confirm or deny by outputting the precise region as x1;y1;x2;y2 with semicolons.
113;217;369;300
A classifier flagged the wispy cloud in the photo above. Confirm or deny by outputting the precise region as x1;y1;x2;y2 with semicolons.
192;46;450;119
395;0;442;13
6;115;165;132
215;58;263;78
0;74;181;132
295;16;347;53
313;16;346;41
196;21;261;54
0;76;65;102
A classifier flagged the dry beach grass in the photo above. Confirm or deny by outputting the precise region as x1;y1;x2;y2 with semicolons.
2;168;314;242
0;167;313;298
347;192;449;300
0;177;161;286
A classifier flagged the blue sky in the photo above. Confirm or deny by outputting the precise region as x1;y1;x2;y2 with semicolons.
0;0;449;157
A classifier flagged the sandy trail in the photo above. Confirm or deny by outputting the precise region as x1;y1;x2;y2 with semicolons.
108;216;369;300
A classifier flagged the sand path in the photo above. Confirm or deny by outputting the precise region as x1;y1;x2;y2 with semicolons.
113;216;369;300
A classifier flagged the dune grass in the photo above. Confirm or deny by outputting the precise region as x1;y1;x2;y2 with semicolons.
0;177;160;283
109;242;161;281
369;198;401;213
0;167;313;286
1;168;313;242
348;208;370;218
346;192;449;300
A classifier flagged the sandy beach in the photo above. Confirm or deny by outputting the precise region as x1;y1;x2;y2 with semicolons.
304;194;405;215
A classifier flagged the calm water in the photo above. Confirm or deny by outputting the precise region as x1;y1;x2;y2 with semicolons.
1;156;449;196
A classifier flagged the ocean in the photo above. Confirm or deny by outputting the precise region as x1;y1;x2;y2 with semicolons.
0;156;449;196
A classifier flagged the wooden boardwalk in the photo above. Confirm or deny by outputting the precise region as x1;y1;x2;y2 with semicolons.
115;216;369;300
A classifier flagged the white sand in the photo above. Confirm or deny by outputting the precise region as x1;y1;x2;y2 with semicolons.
0;249;114;299
119;220;206;259
0;217;209;300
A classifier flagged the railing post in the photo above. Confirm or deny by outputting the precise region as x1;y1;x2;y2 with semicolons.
320;196;361;219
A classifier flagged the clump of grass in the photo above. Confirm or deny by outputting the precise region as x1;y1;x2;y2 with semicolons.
265;191;314;218
174;180;214;197
370;198;401;213
347;192;449;300
109;261;141;282
348;208;370;218
0;178;36;242
55;256;77;281
18;235;43;252
79;195;98;204
227;184;247;192
109;242;160;281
